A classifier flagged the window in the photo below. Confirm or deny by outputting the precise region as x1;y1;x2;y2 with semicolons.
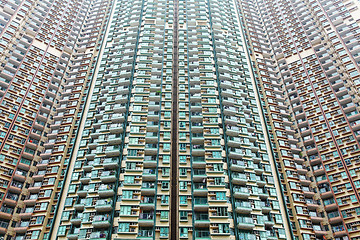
31;231;40;239
180;228;188;237
162;181;169;190
57;226;66;236
179;155;187;163
118;223;130;232
213;177;224;185
296;206;303;214
302;234;311;240
163;155;170;163
129;138;138;144
180;168;187;176
212;163;223;171
130;126;140;133
120;206;131;215
128;149;137;156
180;196;187;205
160;211;169;220
163;143;170;150
161;195;169;204
180;181;187;190
275;214;283;223
212;151;221;158
216;207;228;216
71;172;79;180
218;224;229;233
40;202;48;211
180;211;188;220
61;211;70;221
163;132;170;139
68;185;76;193
160;227;169;237
162;168;170;176
36;216;44;224
124;176;135;184
216;192;226;200
64;198;73;206
210;128;219;134
180;143;186;150
123;190;133;199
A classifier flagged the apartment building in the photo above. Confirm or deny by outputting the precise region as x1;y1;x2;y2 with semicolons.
0;0;113;239
237;0;360;239
0;0;359;240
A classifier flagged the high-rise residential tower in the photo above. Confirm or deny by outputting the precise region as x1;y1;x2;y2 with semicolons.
0;0;359;240
236;0;360;239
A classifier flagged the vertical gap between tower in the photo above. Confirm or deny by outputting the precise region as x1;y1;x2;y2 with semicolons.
171;0;179;238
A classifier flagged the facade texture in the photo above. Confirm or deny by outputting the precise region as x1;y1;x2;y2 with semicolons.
0;0;359;240
236;0;360;239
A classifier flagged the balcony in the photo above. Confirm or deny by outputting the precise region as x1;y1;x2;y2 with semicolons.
226;126;239;136
141;182;156;194
223;106;237;116
230;160;245;172
192;145;205;156
264;217;275;227
231;173;247;185
140;197;155;210
328;211;342;224
332;225;347;237
306;199;321;210
67;232;79;240
138;229;153;238
19;208;33;219
142;169;156;181
309;212;324;223
14;221;29;233
93;215;111;228
80;174;91;184
313;225;327;237
229;148;244;159
103;158;119;170
138;212;154;226
193;156;206;168
191;122;203;133
319;188;333;199
233;187;250;199
145;144;157;155
107;135;122;145
194;230;210;239
194;213;210;227
70;214;82;226
146;122;158;131
237;217;255;230
194;198;209;211
144;156;157;168
105;146;120;157
193;183;207;196
235;201;252;214
95;199;113;212
74;202;85;211
0;207;13;220
193;169;207;181
98;185;115;197
0;221;7;234
145;132;158;143
89;231;108;240
100;171;116;183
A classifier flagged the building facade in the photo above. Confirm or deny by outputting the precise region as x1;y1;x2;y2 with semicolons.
236;0;360;239
0;0;359;240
